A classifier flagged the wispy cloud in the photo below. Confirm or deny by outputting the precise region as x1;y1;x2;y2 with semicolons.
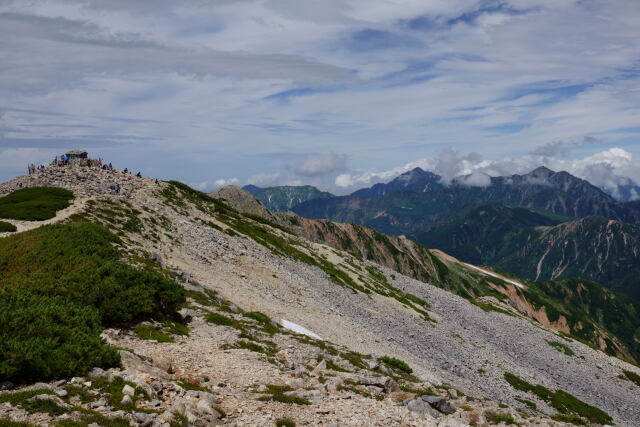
0;0;638;188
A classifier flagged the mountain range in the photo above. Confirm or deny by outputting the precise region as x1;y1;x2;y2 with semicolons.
292;166;640;235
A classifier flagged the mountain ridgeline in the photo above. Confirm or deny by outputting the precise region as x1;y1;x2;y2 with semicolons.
292;166;640;235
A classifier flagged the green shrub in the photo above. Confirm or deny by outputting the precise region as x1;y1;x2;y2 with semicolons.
0;187;73;221
485;410;516;425
91;376;148;411
503;373;612;425
0;292;120;383
134;325;174;343
378;356;413;374
175;379;209;392
0;222;185;325
243;311;271;323
0;420;34;427
0;221;16;232
257;385;309;405
0;221;184;383
400;385;437;396
622;369;640;387
164;321;190;336
205;312;241;329
547;340;575;356
551;413;587;425
275;418;296;427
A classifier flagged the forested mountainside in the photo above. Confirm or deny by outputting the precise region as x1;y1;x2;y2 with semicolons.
413;204;640;301
242;184;335;211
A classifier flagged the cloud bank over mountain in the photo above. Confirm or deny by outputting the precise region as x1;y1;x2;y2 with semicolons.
332;147;640;199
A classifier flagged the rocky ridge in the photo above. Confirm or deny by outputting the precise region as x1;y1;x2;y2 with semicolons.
1;163;640;426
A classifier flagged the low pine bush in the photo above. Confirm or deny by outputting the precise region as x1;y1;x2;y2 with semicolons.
0;292;120;383
0;221;185;383
0;221;16;232
0;187;73;221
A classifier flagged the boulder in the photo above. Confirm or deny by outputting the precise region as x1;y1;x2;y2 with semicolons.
122;384;136;397
311;359;326;377
406;398;439;419
421;395;456;414
0;381;14;390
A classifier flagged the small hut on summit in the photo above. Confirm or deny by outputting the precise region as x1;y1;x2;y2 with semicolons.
65;150;88;160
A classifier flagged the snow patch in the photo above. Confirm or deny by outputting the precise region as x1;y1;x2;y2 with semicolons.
463;263;526;289
281;319;323;340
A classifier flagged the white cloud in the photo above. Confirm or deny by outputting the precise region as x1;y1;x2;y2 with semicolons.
331;147;640;196
288;152;347;177
192;177;239;192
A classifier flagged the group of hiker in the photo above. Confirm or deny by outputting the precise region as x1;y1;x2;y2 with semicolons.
26;164;46;174
28;151;147;197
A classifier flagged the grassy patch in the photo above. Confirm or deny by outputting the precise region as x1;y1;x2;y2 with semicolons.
55;411;130;427
323;359;349;373
164;320;189;336
175;379;209;392
515;397;537;410
0;187;74;221
622;369;640;387
400;385;437;396
91;376;148;411
257;385;309;405
134;324;175;343
228;339;277;356
485;410;516;425
205;312;242;329
378;356;413;374
243;311;271;323
0;221;184;383
0;420;35;427
275;418;296;427
547;340;575;356
0;389;63;415
470;299;516;317
0;221;16;232
337;380;384;400
504;372;612;425
551;413;587;425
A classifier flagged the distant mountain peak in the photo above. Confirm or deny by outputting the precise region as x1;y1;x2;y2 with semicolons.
526;165;556;178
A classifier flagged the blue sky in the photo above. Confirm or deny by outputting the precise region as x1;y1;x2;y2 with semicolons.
0;0;639;195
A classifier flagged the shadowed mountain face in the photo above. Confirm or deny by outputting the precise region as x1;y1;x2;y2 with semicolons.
292;166;640;235
410;203;567;265
412;203;640;301
243;184;335;211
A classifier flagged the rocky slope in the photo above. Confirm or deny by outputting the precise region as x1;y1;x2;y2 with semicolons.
243;185;335;211
292;167;640;235
2;163;640;426
215;186;640;366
